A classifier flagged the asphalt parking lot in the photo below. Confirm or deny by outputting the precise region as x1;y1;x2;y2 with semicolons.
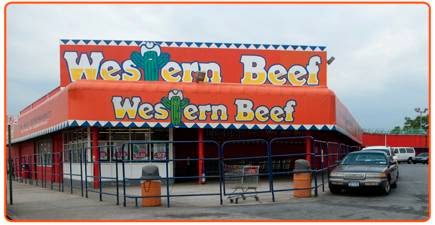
6;164;429;221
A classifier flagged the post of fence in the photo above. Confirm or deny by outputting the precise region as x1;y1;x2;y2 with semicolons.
99;150;102;202
20;157;24;183
25;157;28;184
34;154;38;186
267;142;275;202
314;170;318;197
40;155;43;187
39;154;45;188
80;149;84;197
32;156;35;185
44;154;47;188
122;158;126;207
220;144;227;197
27;155;34;185
321;148;325;192
115;146;119;205
31;156;34;185
58;154;61;192
50;153;54;190
7;124;13;205
218;143;223;205
326;143;330;181
69;149;73;194
36;154;44;188
165;143;171;208
24;156;28;185
305;137;312;164
61;153;64;192
84;149;88;198
39;155;42;187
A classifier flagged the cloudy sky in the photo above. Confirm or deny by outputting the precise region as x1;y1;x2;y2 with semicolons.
6;3;429;130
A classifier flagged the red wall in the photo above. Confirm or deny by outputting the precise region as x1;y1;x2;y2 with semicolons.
12;141;35;179
11;134;63;183
362;133;428;148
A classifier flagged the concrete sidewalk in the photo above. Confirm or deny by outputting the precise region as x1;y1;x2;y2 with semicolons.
6;165;429;221
6;179;320;220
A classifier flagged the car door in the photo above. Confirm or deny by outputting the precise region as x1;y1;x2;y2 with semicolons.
399;148;407;161
388;157;398;182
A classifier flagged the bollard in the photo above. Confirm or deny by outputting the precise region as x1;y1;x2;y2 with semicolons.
140;165;161;207
293;159;312;198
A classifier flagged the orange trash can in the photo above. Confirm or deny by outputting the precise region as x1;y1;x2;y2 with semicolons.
293;159;312;198
141;180;161;207
293;172;312;198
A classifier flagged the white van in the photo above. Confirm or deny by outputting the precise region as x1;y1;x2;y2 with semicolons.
392;147;416;164
361;146;398;163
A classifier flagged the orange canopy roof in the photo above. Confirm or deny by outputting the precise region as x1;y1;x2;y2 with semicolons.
11;80;362;143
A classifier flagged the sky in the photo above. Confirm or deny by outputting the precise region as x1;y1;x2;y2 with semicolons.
6;3;429;131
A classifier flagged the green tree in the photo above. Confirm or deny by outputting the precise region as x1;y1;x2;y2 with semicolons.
391;114;428;134
390;126;402;134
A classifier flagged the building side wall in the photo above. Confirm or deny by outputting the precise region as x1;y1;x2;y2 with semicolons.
362;133;429;155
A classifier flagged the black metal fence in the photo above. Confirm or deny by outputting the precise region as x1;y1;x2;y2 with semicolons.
12;152;63;192
10;137;360;208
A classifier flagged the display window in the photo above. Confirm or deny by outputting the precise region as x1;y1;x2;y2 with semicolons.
37;139;52;165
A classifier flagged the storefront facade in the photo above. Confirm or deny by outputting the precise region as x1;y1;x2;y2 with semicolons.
10;39;363;187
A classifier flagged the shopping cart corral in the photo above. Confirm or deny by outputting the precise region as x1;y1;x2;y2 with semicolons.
224;165;260;204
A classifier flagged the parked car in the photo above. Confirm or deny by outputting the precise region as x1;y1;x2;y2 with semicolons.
329;151;398;195
392;147;416;164
361;146;398;163
413;152;429;164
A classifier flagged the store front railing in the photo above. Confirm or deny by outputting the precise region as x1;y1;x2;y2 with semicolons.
10;137;360;208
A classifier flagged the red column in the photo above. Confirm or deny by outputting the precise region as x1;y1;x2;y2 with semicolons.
305;137;312;165
198;128;205;184
91;127;100;189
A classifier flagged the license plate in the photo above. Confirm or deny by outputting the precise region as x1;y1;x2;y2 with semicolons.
348;181;360;187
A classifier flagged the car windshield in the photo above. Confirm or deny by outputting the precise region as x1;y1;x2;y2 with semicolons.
342;153;387;165
363;149;390;156
417;153;428;157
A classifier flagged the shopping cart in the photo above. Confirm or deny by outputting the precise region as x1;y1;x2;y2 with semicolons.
224;165;260;204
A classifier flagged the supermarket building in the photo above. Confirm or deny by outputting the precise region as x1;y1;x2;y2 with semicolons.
9;40;363;188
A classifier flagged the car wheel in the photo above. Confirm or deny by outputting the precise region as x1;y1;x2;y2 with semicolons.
407;158;412;164
381;180;391;195
329;185;341;194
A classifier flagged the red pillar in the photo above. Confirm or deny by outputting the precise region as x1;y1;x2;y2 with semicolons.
91;127;100;189
198;128;205;184
305;137;312;165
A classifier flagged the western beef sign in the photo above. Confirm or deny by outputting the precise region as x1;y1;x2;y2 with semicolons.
60;40;327;87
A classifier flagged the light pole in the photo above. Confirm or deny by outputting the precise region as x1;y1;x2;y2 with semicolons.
8;124;13;205
414;107;428;134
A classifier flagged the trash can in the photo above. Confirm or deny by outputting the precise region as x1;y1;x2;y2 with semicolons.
140;165;161;207
293;159;312;198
